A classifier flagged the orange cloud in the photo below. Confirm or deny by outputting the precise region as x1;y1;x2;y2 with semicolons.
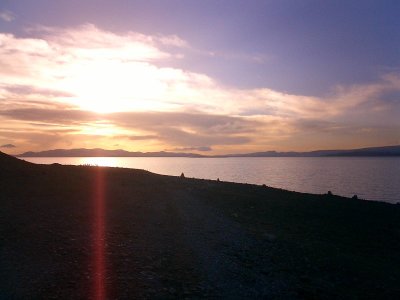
1;24;399;153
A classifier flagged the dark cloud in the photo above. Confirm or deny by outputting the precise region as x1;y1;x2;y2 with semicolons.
0;108;258;149
128;135;159;141
292;119;339;132
109;111;259;134
0;108;260;134
170;146;212;152
27;122;79;130
0;130;71;151
120;111;255;146
0;108;99;124
3;84;74;98
153;127;250;147
0;99;77;112
0;143;16;148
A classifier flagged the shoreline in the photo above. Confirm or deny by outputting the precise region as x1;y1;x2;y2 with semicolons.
20;156;400;204
1;151;400;298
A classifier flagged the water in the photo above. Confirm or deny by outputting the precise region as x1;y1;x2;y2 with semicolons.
22;157;400;204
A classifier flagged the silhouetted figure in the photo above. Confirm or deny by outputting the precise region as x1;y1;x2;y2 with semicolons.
217;178;220;182
327;191;333;196
180;172;185;178
352;195;358;200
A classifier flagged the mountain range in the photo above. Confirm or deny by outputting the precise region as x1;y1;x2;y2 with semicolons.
17;145;400;157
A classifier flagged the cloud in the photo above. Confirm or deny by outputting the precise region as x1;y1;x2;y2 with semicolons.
108;111;259;147
1;143;16;148
2;84;74;98
0;10;15;22
170;146;212;152
157;35;189;48
152;127;251;147
28;23;170;61
128;135;159;141
0;24;400;153
2;25;215;114
206;51;270;64
0;107;257;149
3;23;398;118
109;111;259;132
0;108;99;124
0;128;76;151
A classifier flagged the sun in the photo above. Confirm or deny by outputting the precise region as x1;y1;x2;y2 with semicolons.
56;59;176;113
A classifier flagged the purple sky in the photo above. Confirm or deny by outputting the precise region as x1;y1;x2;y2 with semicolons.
0;0;399;154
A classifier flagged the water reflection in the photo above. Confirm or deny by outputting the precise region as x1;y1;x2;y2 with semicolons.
76;157;120;167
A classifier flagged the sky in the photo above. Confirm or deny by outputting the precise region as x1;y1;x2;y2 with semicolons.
0;0;399;155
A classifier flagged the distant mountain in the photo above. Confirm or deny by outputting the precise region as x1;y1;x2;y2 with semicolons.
17;145;400;158
219;145;400;157
316;145;400;157
18;148;205;158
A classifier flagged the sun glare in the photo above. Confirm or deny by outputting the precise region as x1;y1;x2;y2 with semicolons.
57;59;178;113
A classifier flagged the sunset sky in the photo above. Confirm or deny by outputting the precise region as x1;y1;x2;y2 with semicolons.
1;0;399;155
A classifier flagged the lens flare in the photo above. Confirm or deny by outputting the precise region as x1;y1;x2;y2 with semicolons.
92;168;106;300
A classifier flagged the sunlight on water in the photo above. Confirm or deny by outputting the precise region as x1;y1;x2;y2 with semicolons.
76;157;120;167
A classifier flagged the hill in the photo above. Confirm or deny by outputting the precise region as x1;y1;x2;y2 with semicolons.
18;148;204;157
221;145;400;157
17;145;400;157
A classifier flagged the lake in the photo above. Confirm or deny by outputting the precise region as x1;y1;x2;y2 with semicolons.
22;157;400;204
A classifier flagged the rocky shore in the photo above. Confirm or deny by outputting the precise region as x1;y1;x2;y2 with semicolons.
1;151;399;299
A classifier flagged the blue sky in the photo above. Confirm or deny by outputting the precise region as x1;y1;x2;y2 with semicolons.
0;1;399;153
